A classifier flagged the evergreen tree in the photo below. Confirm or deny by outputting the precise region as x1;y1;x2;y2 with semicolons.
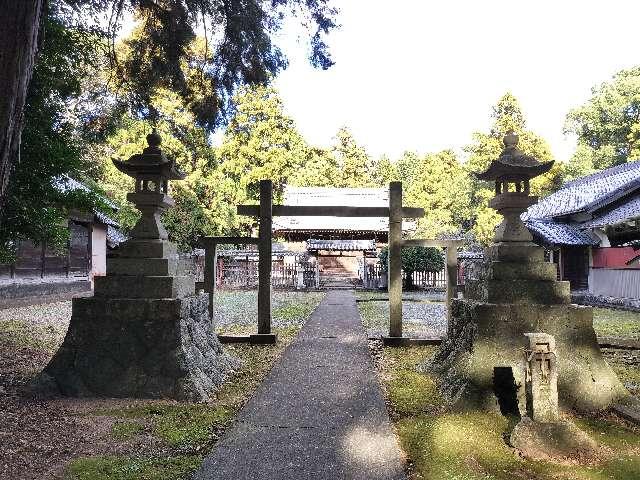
331;127;376;187
405;150;472;238
465;92;563;244
565;66;640;173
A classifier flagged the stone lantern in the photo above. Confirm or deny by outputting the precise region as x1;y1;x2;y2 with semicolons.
476;131;553;243
37;130;237;401
113;129;185;240
429;131;629;433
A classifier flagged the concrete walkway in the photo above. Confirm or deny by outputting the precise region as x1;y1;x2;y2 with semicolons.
194;290;407;480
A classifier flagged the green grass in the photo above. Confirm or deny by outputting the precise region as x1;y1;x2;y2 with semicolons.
0;319;65;351
378;345;640;480
64;455;201;480
593;308;640;340
110;421;145;440
214;291;324;335
102;404;234;451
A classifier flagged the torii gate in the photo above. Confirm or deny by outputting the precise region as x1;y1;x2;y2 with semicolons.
200;180;458;345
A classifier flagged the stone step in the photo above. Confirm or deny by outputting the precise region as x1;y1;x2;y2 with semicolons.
94;275;195;299
465;278;570;305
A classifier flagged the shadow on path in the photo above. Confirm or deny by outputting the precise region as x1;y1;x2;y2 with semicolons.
194;290;406;480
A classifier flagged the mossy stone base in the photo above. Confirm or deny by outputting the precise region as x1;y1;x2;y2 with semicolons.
510;417;597;460
36;293;238;401
431;298;629;413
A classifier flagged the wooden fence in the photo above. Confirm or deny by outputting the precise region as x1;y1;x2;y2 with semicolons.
360;260;447;290
192;254;320;289
0;227;90;281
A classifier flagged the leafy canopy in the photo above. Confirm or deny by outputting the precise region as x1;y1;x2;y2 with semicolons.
105;0;338;129
565;66;640;177
464;92;562;245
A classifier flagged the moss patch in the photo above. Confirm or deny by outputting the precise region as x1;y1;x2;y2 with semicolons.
374;344;640;480
110;421;145;441
593;308;640;340
64;455;201;480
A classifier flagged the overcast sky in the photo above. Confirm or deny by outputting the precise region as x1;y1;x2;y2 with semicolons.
272;0;640;162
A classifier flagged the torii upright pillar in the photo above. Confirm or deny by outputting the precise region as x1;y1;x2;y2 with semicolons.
253;179;276;344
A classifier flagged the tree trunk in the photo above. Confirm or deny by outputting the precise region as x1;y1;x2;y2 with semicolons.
0;0;44;210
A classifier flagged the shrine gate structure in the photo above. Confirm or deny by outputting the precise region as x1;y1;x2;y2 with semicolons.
199;180;460;345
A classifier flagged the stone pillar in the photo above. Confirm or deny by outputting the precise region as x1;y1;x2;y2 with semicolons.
388;181;403;338
524;332;559;423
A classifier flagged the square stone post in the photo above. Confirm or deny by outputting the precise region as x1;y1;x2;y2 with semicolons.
203;242;217;321
389;181;403;338
253;179;276;344
445;246;457;337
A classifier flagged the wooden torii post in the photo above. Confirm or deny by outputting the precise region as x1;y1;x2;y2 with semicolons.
384;182;461;345
231;179;424;344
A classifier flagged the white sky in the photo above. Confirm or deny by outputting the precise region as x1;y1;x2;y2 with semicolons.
273;0;640;162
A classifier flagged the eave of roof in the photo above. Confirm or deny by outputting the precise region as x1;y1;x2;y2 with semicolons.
526;219;599;247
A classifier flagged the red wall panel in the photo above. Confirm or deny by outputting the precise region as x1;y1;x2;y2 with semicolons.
592;247;640;269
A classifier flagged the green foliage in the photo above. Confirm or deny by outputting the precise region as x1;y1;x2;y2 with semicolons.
465;92;563;245
64;455;202;480
396;151;421;185
379;246;444;289
105;0;337;129
330;127;376;187
405;150;472;238
218;84;309;197
371;155;398;186
566;66;640;170
0;14;106;259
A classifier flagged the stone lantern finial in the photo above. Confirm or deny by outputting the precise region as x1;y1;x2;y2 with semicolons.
476;132;554;243
112;129;185;240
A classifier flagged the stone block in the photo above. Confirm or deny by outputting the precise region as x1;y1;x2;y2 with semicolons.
106;257;178;276
433;299;628;413
475;261;557;281
486;243;544;262
465;278;570;304
510;417;597;461
113;239;177;259
36;294;239;401
94;275;195;299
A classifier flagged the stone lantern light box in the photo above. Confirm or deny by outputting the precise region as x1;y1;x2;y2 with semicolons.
476;131;553;243
112;129;186;241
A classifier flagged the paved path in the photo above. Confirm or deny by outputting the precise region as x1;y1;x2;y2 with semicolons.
194;290;407;480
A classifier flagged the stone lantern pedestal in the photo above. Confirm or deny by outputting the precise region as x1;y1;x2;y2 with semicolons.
431;133;629;414
36;132;237;401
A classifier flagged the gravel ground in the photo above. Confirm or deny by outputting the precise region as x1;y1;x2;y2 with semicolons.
213;290;325;334
356;291;447;339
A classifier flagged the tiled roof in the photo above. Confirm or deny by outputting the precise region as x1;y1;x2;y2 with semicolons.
273;187;416;233
106;225;128;248
55;175;127;247
306;239;376;251
585;195;640;228
526;219;599;246
524;161;640;220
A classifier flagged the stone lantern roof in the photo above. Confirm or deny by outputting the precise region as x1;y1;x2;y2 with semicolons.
476;131;554;182
112;129;185;240
112;129;185;190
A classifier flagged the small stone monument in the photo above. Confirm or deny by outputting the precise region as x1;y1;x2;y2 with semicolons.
524;333;559;423
430;132;629;413
36;131;237;401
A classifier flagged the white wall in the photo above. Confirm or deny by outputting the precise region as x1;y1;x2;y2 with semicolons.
91;225;107;280
589;268;640;300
